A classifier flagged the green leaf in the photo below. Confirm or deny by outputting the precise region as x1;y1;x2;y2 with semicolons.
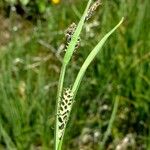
72;18;124;97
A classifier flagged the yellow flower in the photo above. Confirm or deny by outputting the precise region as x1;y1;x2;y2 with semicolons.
51;0;60;4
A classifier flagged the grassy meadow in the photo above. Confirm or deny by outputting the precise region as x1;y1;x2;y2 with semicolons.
0;0;150;149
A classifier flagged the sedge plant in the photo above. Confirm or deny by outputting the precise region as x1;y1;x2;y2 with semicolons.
54;0;124;149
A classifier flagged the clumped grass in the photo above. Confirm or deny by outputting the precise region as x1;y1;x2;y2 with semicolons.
0;0;150;149
54;0;123;148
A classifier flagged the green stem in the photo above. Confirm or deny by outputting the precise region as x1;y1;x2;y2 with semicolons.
54;64;67;150
100;96;120;149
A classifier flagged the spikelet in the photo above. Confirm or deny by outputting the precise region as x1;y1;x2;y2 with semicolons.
58;88;74;139
64;23;80;52
86;0;102;21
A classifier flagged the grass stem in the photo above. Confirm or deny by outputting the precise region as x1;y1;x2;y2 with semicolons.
100;96;120;149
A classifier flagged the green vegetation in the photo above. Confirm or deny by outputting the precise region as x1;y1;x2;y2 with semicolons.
2;0;50;14
0;0;150;149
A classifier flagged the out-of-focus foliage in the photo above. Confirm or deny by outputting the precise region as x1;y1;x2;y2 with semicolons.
0;0;150;149
5;0;30;5
1;0;60;15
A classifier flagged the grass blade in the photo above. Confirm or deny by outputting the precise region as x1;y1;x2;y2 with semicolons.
101;96;120;149
0;123;16;149
72;17;124;95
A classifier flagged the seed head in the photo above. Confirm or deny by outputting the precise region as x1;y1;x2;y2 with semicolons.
58;88;74;139
64;23;81;52
86;0;102;21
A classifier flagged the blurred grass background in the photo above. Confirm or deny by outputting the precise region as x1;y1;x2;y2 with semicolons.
0;0;150;149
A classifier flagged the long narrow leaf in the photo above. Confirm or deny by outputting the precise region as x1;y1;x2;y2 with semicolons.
0;123;16;149
63;0;92;65
101;96;120;149
72;18;124;95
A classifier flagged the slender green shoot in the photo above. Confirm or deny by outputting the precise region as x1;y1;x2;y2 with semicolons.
100;96;120;149
54;1;92;150
0;123;16;149
72;18;124;96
